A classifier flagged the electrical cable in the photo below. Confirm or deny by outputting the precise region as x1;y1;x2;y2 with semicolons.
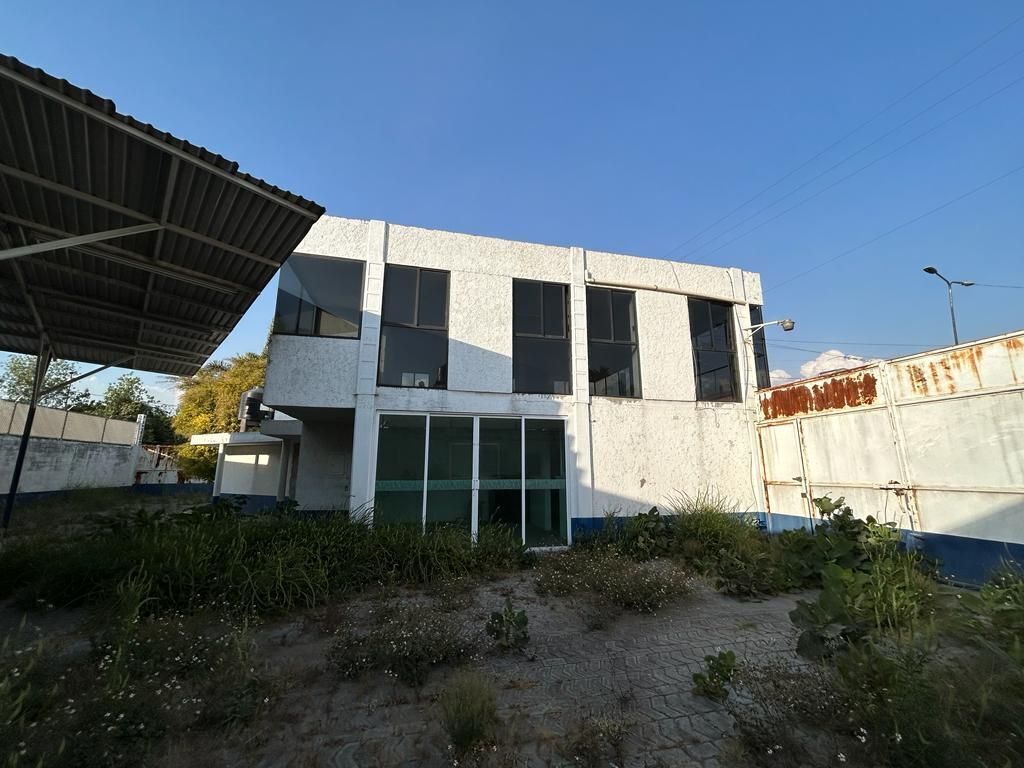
765;159;1024;290
661;10;1024;260
677;46;1024;260
696;69;1024;261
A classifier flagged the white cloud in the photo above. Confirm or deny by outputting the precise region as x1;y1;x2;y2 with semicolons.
798;349;880;379
769;368;793;385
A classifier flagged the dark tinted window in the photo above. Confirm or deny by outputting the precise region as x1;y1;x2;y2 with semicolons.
381;265;417;326
749;305;772;389
586;287;641;398
273;254;363;338
378;266;450;388
418;270;449;328
689;297;739;401
513;280;571;394
514;281;543;336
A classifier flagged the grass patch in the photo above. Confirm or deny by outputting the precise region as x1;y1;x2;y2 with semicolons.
0;502;529;618
0;611;266;768
439;670;499;755
326;602;479;686
536;547;692;613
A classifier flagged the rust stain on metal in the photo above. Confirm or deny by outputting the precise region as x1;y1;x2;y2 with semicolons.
905;364;929;395
760;371;878;419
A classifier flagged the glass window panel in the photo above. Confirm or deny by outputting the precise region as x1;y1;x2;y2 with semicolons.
749;305;771;389
696;350;738;401
709;301;733;350
688;299;713;350
290;255;363;338
273;265;302;334
513;337;571;395
382;265;417;325
588;341;642;398
543;283;567;338
586;287;612;341
426;416;473;530
514;280;543;336
417;270;448;329
478;418;522;540
524;419;567;547
378;325;448;388
296;298;317;335
374;414;426;526
317;311;360;338
611;290;635;343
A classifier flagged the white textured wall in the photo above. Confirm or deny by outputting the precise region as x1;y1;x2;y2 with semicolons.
589;398;757;516
270;215;766;519
264;335;360;410
294;419;354;509
0;435;137;494
221;443;282;497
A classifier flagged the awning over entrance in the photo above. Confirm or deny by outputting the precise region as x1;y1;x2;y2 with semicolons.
0;54;325;376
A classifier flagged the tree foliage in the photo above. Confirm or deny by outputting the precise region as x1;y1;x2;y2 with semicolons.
172;352;267;481
80;374;179;444
0;355;91;410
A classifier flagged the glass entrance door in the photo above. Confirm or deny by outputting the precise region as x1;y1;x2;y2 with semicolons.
373;413;569;546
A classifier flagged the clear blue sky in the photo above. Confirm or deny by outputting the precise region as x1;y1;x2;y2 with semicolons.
4;0;1023;405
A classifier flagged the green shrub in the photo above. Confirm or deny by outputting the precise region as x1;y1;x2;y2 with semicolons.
692;650;737;701
536;548;692;613
326;603;478;686
439;670;499;754
0;611;265;768
961;564;1024;662
485;598;529;651
559;713;631;768
664;489;761;567
620;506;673;560
0;508;528;619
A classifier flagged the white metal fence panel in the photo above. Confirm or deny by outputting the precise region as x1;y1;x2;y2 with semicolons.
757;331;1024;548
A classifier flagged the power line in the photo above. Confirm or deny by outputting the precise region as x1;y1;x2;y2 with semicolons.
973;282;1024;289
662;10;1024;260
766;159;1024;290
677;46;1024;260
695;68;1024;261
764;339;941;348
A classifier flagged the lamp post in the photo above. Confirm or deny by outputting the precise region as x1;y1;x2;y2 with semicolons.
922;266;974;345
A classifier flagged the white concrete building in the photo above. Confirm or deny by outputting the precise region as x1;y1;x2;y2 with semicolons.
254;215;769;545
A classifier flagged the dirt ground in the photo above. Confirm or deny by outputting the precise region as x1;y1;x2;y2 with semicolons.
3;568;807;768
211;575;801;767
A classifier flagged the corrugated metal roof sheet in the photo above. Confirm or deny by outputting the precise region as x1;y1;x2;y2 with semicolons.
0;54;325;377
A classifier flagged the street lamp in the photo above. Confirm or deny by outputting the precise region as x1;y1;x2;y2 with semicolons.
922;266;974;345
743;318;796;335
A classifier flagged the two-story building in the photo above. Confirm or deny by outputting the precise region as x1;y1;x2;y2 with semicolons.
207;215;771;546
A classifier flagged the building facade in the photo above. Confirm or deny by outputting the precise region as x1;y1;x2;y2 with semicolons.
261;215;768;545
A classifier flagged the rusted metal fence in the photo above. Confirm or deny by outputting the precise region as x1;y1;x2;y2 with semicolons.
757;331;1024;581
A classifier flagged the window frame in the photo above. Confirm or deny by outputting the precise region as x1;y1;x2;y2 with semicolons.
586;285;643;399
272;253;365;340
370;411;572;548
748;304;772;390
512;279;572;395
377;265;451;389
689;296;741;402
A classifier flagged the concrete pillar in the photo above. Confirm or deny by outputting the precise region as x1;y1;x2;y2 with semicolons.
276;442;290;501
568;246;594;525
211;443;226;500
348;220;388;512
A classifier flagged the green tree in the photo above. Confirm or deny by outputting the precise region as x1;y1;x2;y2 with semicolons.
0;355;91;410
172;352;267;481
83;374;180;445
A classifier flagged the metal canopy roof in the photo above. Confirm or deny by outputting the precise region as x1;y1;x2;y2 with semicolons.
0;54;325;377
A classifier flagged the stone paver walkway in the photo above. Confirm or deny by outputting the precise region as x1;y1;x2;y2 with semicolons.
237;574;805;768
